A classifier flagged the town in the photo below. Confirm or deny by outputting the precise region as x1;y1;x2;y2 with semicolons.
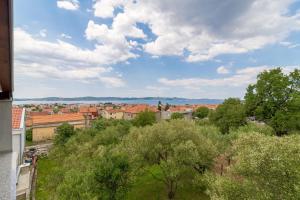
1;0;300;199
11;102;218;199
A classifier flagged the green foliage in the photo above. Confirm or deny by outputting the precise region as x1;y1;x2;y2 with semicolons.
157;101;162;111
132;110;156;127
193;107;210;119
210;133;300;200
244;68;300;135
53;107;60;114
124;120;217;199
93;152;131;200
92;118;131;133
210;98;247;134
170;112;184;119
233;122;275;136
26;128;32;141
54;123;76;146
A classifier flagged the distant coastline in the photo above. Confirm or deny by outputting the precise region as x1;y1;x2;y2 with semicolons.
13;97;223;105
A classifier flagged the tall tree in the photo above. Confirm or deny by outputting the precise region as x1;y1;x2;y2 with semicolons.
210;98;246;134
158;101;162;111
244;68;300;135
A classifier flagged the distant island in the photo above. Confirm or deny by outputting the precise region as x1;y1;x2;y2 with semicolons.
14;97;223;105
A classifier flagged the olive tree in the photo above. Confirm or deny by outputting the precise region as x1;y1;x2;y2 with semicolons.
93;153;131;200
123;120;217;199
210;133;300;200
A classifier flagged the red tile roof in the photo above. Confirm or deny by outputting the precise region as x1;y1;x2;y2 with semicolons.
12;108;24;129
29;111;49;116
79;107;97;113
124;105;158;114
31;113;85;126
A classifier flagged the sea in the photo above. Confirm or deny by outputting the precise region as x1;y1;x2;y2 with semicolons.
13;99;223;106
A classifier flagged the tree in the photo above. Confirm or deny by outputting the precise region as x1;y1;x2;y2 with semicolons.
170;112;184;119
210;98;246;134
124;120;217;199
26;128;32;141
53;106;60;114
158;101;162;111
93;153;131;200
244;68;300;135
165;103;170;111
54;123;76;145
132;110;156;127
210;133;300;200
92;118;131;133
193;107;210;119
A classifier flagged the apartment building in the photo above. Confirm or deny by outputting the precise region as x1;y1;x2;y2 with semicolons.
101;109;124;119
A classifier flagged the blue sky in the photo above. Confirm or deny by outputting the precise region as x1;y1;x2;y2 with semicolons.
14;0;300;99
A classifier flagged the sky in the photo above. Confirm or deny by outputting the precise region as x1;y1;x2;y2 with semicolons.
14;0;300;99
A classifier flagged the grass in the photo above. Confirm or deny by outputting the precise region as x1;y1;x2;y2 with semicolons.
36;158;209;200
127;166;209;200
36;157;57;200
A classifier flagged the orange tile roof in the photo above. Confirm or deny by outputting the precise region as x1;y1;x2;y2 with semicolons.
169;106;192;112
79;107;97;113
60;108;71;113
89;107;97;113
26;119;33;127
29;111;49;116
124;105;158;114
193;104;219;110
32;113;85;126
12;108;24;129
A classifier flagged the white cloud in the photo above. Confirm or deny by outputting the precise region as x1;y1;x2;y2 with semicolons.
39;29;47;37
159;66;275;88
280;41;300;48
14;28;126;87
217;66;230;74
57;0;79;10
92;0;300;62
60;33;72;39
93;0;124;18
158;65;299;98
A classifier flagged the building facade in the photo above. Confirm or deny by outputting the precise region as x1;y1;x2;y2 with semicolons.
31;113;86;142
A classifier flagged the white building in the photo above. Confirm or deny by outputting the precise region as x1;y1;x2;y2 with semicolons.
12;108;31;200
12;108;26;165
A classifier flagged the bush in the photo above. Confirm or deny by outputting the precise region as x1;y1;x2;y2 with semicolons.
170;112;184;119
210;98;247;134
54;123;76;146
26;128;33;141
193;107;210;119
133;110;156;127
